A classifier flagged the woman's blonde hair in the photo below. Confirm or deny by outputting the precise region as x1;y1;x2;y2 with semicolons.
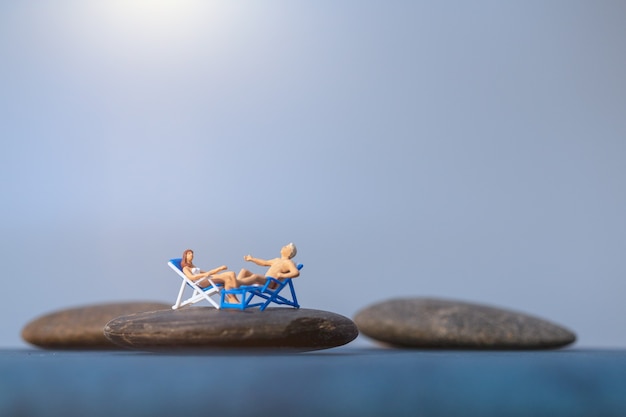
181;249;194;269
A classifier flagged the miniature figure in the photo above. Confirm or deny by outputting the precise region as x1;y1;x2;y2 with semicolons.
180;249;240;303
237;243;300;288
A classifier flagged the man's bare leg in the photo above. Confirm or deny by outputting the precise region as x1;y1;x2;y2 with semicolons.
237;269;267;286
213;271;240;303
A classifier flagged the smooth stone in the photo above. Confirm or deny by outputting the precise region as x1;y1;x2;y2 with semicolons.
354;297;576;349
22;301;171;350
103;307;359;352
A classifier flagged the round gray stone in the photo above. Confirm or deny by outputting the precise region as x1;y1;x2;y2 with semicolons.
22;301;171;350
354;297;576;349
103;307;359;352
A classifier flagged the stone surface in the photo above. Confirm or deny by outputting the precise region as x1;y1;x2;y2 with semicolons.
354;297;576;349
22;302;171;349
103;307;359;352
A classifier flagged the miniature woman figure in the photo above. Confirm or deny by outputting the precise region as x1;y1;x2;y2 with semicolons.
237;243;300;287
181;249;239;303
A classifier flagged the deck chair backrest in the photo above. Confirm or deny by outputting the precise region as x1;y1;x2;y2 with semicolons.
170;258;183;271
168;258;191;284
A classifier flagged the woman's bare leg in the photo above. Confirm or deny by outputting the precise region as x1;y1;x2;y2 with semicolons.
195;276;212;288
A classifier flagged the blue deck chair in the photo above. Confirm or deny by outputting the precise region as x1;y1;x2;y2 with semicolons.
222;264;302;311
168;258;223;309
217;285;265;311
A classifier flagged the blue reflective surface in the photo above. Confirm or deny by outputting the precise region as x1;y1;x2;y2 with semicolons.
2;348;626;417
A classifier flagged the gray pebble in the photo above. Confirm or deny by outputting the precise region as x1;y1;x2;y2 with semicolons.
354;297;576;349
104;307;359;352
22;302;171;350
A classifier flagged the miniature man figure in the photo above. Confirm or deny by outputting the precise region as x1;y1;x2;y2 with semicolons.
237;243;300;287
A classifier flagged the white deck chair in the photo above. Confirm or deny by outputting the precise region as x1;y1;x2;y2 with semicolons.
168;258;222;309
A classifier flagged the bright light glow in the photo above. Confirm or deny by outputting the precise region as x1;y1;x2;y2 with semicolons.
87;0;227;44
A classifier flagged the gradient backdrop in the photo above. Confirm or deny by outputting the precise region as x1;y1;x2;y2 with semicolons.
2;1;625;348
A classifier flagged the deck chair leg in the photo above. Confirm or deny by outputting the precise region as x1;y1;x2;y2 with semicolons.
172;281;188;309
288;281;300;308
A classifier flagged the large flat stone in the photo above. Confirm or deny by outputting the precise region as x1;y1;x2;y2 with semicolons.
103;308;359;352
22;302;171;350
354;297;576;349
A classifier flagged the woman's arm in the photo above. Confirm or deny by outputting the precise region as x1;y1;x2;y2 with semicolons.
182;266;210;282
206;265;228;276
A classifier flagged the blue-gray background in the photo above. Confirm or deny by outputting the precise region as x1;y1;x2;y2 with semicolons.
1;1;625;349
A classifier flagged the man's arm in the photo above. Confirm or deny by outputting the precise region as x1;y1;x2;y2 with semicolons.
244;255;273;267
276;260;300;279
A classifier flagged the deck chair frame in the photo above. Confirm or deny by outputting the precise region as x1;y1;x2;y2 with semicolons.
168;258;223;309
221;264;302;311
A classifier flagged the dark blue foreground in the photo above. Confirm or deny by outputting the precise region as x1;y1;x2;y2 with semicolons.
1;348;625;417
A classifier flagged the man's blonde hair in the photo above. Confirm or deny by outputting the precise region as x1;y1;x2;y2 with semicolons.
286;242;297;259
